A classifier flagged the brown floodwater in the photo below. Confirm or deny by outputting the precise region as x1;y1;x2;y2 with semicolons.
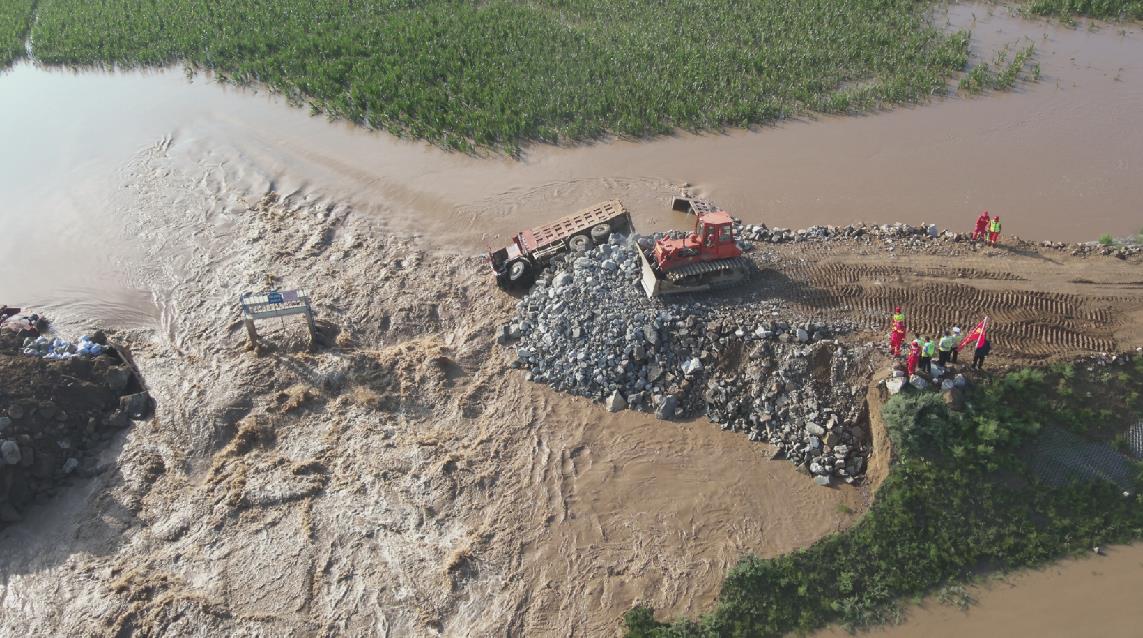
2;3;1142;328
0;3;1141;634
816;543;1143;638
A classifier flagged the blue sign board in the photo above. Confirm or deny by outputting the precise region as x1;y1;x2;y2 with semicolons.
267;291;284;304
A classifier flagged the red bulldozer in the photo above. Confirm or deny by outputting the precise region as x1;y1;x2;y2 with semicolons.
637;197;751;297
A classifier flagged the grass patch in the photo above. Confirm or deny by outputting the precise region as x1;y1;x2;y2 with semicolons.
1099;233;1115;246
1027;0;1143;20
625;360;1143;636
25;0;970;152
958;43;1037;94
0;0;35;68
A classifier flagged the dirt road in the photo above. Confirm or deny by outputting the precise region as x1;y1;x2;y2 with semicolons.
748;238;1143;361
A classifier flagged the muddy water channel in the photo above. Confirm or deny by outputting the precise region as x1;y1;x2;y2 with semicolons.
818;543;1143;638
2;4;1143;326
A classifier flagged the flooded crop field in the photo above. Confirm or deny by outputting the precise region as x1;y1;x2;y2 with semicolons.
1;2;1141;636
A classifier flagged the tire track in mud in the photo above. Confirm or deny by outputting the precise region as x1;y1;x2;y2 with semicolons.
761;259;1135;358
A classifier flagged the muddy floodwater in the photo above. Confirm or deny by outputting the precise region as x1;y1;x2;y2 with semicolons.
3;4;1143;327
817;543;1143;638
1;2;1143;635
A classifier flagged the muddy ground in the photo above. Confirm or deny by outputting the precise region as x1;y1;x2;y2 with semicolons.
1;131;1141;636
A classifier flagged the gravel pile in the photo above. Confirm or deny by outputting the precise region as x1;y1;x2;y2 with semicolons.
502;232;872;485
734;218;1143;260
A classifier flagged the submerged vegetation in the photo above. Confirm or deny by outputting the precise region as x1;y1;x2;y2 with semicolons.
1027;0;1143;20
958;43;1038;94
626;358;1143;636
0;0;34;68
24;0;970;151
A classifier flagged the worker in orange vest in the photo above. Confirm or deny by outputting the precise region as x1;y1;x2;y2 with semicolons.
988;216;1002;245
972;211;990;241
889;320;907;357
906;339;921;377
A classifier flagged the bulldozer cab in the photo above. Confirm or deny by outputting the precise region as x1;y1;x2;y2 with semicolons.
694;212;737;255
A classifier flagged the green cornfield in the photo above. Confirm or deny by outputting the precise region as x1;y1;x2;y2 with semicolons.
19;0;970;151
0;0;34;67
1027;0;1143;20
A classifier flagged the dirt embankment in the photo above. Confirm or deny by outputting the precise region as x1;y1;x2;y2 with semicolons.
0;330;149;524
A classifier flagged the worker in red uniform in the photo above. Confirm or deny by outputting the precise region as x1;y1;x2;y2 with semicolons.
988;215;1002;245
889;320;907;356
972;211;990;241
906;339;921;377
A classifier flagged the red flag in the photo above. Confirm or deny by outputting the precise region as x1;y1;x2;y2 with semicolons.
957;317;989;351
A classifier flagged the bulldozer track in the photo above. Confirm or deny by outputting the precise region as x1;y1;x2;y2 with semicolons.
666;257;751;283
749;257;1143;359
797;263;1026;284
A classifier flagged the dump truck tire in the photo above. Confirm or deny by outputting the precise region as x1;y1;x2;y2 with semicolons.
590;223;611;244
568;235;591;252
509;260;531;283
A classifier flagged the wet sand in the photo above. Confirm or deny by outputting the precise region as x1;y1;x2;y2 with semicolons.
2;4;1143;327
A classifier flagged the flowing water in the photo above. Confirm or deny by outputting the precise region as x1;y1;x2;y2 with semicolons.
1;3;1142;634
2;4;1142;327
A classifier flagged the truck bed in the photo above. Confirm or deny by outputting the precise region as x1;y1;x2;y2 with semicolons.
520;200;628;252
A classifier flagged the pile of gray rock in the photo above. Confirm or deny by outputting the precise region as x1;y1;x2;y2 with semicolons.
502;232;872;485
733;220;948;246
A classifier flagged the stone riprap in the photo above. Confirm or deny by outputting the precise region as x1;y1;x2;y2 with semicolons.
504;232;872;485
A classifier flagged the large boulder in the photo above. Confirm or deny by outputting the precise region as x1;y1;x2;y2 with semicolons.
885;377;907;395
605;390;627;413
681;357;703;377
120;392;151;420
1;440;21;466
655;395;679;421
105;365;132;393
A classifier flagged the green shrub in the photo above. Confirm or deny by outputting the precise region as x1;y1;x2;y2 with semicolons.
883;392;958;460
1099;233;1115;246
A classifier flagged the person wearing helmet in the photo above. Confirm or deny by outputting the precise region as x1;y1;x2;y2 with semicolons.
989;215;1002;245
890;320;907;357
973;210;990;241
951;326;962;363
892;306;905;324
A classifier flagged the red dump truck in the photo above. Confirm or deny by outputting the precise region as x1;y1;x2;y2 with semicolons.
488;200;634;288
489;197;750;296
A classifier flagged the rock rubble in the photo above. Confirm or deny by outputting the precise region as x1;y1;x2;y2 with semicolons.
504;232;873;484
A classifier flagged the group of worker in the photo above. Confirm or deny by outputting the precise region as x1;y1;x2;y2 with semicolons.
889;307;991;376
972;210;1002;244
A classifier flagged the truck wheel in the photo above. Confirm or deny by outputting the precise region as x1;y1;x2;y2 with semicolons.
590;223;611;244
568;235;591;252
509;260;531;283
